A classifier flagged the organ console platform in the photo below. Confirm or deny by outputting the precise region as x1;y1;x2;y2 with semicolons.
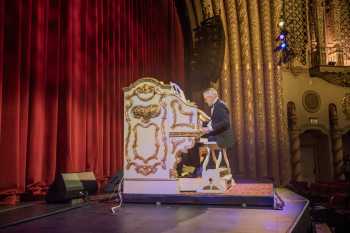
123;77;232;195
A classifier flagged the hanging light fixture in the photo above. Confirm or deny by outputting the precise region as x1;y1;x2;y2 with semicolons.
274;1;294;65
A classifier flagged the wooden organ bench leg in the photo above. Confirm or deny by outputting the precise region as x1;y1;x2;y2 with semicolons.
222;148;231;174
211;148;218;165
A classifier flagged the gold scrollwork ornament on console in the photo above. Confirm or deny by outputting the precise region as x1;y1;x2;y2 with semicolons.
135;84;156;101
131;105;161;123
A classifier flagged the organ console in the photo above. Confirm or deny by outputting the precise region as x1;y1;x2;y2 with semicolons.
123;77;232;195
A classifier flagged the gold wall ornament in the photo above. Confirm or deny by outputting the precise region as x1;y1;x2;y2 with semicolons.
284;0;308;65
131;104;161;123
302;90;321;113
132;123;160;164
341;93;350;119
170;99;196;129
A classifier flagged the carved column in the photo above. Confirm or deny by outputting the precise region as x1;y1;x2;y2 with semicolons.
211;0;232;112
200;0;214;19
211;0;221;15
332;0;344;65
185;0;199;29
272;0;291;184
329;104;345;180
315;0;327;64
287;102;302;182
224;0;245;174
260;0;282;181
236;0;257;178
247;0;268;177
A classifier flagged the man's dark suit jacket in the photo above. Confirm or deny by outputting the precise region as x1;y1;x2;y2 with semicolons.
207;99;234;149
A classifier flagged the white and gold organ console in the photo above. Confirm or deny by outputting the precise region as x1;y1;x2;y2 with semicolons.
123;78;232;195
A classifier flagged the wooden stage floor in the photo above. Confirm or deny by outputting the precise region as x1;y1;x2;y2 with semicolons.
0;188;310;233
124;183;276;207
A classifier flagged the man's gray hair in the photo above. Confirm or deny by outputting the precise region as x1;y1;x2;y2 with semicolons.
203;87;218;97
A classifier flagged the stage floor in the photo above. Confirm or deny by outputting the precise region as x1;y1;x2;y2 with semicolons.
124;183;275;207
0;188;309;233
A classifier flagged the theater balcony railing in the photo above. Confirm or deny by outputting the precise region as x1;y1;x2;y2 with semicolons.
309;45;350;87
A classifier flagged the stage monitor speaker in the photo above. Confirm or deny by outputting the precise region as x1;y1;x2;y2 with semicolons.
46;171;97;203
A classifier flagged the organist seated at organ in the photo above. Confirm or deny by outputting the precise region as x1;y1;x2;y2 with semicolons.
123;78;234;194
176;87;234;178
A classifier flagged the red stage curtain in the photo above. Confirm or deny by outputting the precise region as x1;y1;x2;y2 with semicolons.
0;0;184;204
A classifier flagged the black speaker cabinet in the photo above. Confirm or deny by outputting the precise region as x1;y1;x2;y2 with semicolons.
46;172;97;203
